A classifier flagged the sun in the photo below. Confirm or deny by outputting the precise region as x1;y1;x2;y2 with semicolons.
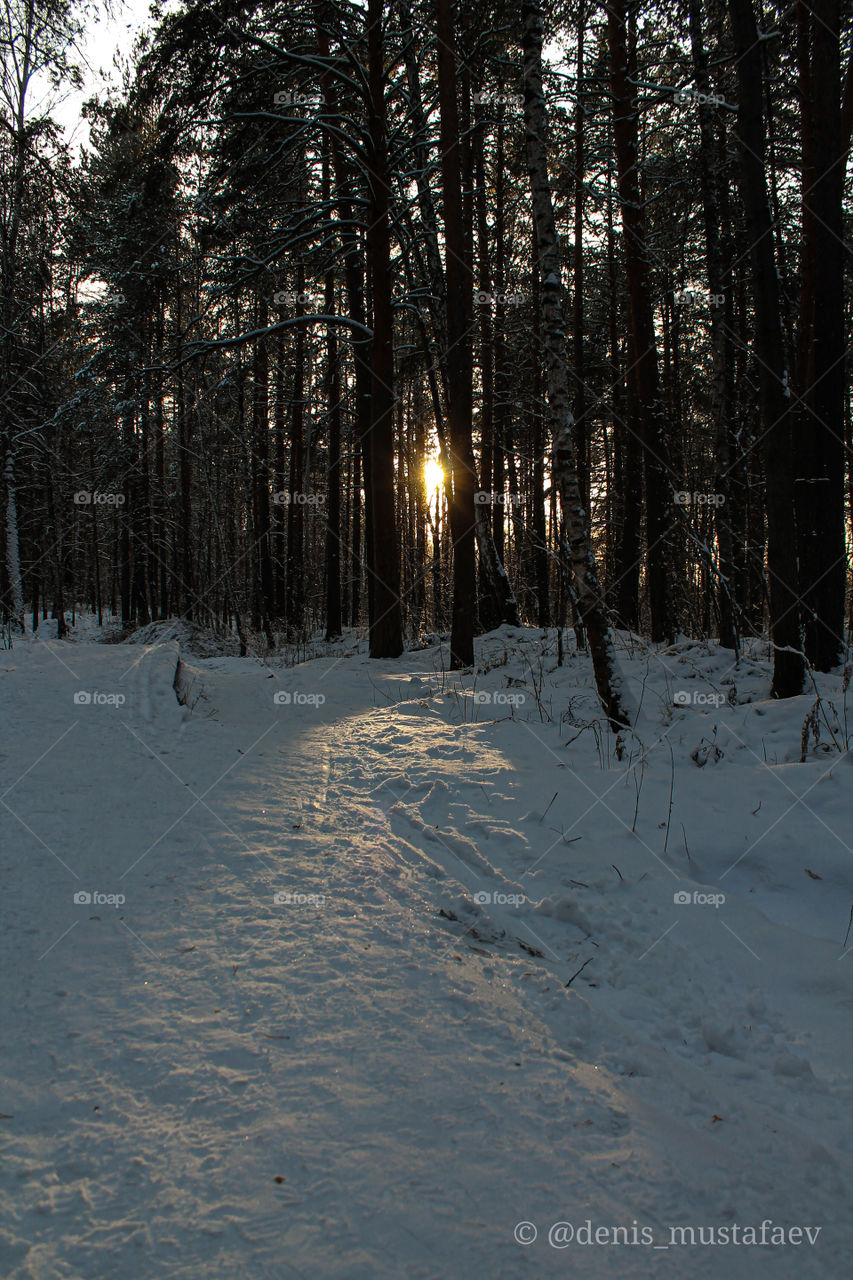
424;454;444;493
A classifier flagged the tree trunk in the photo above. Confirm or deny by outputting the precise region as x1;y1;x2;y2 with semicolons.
365;0;404;658
323;162;342;641
317;16;376;637
273;332;286;616
3;439;24;631
522;1;631;730
795;0;846;670
688;0;738;651
436;0;476;668
174;264;194;616
286;280;305;633
401;0;519;634
727;0;805;696
253;296;274;641
607;0;674;643
572;0;588;509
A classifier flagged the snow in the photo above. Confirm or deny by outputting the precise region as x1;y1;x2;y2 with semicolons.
1;621;851;1277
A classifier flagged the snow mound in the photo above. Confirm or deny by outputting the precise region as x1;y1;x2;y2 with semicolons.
124;618;241;658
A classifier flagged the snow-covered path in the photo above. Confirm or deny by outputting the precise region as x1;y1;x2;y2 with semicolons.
1;633;850;1278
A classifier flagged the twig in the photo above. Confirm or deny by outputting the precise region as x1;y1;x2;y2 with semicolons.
632;759;645;832
663;739;675;855
540;791;558;823
565;957;593;987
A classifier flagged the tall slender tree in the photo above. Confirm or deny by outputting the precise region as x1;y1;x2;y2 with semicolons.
607;0;674;644
728;0;805;697
522;0;631;730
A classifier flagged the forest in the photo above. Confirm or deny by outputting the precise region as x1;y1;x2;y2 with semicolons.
1;0;851;704
3;2;853;1272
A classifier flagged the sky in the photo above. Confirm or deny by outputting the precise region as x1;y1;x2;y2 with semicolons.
51;0;161;151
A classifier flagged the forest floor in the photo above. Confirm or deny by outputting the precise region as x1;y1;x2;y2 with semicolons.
1;620;851;1278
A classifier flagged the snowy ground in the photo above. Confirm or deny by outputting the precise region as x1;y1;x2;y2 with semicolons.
1;620;851;1278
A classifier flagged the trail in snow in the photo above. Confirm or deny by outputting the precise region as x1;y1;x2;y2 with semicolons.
1;625;850;1278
